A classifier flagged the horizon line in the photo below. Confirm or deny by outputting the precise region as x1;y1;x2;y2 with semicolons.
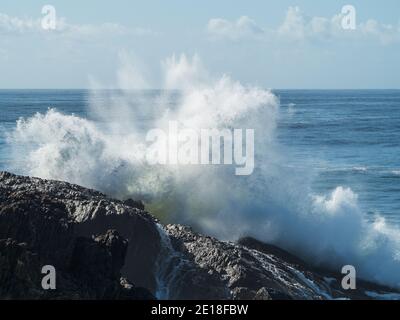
0;88;400;91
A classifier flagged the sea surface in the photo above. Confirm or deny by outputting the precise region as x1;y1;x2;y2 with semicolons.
1;89;400;224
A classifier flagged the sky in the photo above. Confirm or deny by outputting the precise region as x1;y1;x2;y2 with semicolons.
0;0;399;89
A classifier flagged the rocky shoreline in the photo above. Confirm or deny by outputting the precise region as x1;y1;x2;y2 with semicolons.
0;171;398;300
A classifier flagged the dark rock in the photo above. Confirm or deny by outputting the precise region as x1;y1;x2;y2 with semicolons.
162;224;400;300
119;278;156;300
253;287;272;300
123;198;145;211
1;171;399;300
0;239;42;299
0;172;157;299
231;287;256;300
238;237;306;267
68;230;128;298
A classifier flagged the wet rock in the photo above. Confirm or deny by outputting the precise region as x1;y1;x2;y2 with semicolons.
1;171;399;300
68;230;128;298
123;198;145;210
0;172;157;299
253;287;272;300
0;238;42;299
163;224;400;300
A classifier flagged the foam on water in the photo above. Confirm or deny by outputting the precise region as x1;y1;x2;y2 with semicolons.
7;54;400;289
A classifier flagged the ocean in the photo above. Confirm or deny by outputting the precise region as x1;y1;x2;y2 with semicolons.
277;90;400;225
2;88;400;287
1;89;399;223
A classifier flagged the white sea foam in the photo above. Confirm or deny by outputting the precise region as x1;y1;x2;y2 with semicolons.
287;102;296;115
7;53;400;289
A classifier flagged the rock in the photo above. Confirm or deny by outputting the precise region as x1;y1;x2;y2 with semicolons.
123;198;145;210
230;286;273;300
68;230;128;298
0;239;42;299
119;277;157;300
231;287;257;300
253;287;272;300
238;237;306;267
0;172;157;299
1;171;399;300
162;224;400;300
163;224;316;299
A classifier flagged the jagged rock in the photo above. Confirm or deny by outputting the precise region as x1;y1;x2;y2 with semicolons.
253;287;272;300
119;277;158;300
123;198;145;211
68;230;128;298
231;287;256;300
163;224;400;300
231;287;271;300
0;172;157;299
1;171;399;300
0;239;42;299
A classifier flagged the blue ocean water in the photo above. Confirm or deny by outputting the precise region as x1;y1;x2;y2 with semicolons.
1;89;400;224
277;90;400;224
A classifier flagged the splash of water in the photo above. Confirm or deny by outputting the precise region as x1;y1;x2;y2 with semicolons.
7;53;400;289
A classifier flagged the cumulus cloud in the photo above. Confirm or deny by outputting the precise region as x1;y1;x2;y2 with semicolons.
358;19;400;45
206;7;400;44
0;12;157;38
0;13;40;34
207;16;264;40
278;6;400;44
277;7;344;40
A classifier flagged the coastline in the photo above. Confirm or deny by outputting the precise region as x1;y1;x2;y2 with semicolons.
1;171;399;300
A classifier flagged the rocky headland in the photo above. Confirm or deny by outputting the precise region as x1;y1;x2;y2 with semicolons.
0;171;398;300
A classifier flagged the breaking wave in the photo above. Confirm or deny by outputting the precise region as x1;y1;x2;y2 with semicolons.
7;53;400;289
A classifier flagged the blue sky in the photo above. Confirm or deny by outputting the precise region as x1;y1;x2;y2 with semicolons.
0;0;399;88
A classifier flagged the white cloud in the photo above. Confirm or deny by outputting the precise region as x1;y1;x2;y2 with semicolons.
0;13;40;34
276;7;351;41
359;19;400;45
278;6;400;44
0;12;157;38
56;20;158;38
207;16;264;40
206;7;400;45
277;6;307;39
